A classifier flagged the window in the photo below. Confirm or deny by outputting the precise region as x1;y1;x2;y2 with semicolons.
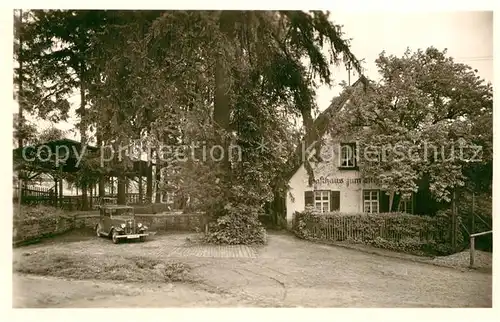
363;190;379;213
340;143;357;168
305;191;340;212
314;190;330;213
398;196;414;214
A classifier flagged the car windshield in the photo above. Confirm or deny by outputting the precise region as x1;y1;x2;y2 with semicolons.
102;198;117;205
111;208;134;217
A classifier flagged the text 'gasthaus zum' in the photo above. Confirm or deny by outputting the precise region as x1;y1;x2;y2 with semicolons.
312;177;378;187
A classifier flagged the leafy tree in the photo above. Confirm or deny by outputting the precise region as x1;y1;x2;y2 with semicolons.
87;10;361;241
13;114;38;148
16;11;114;206
36;126;67;143
20;10;110;209
333;47;492;213
21;10;361;243
14;10;72;126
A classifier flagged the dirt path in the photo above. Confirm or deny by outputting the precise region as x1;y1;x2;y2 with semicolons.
13;232;492;307
13;274;259;308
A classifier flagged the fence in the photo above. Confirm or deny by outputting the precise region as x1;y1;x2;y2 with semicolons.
461;211;492;252
470;230;493;267
13;185;55;207
292;211;462;255
14;185;153;211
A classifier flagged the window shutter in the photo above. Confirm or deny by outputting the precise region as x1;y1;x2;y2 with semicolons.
379;190;390;213
330;191;340;211
351;143;357;167
412;192;416;215
392;193;401;212
304;191;314;208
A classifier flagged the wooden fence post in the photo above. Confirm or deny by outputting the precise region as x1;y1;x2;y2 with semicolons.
470;236;475;267
59;178;63;208
469;230;492;268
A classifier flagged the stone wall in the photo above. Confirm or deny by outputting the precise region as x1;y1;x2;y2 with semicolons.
132;203;173;214
134;213;205;231
13;210;205;246
73;214;100;229
13;215;75;245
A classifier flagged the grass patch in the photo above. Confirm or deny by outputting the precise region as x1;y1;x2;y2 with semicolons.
13;250;192;283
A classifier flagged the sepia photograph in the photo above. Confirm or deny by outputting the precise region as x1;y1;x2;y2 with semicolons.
10;7;493;310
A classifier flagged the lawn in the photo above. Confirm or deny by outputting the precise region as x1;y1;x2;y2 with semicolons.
14;250;193;283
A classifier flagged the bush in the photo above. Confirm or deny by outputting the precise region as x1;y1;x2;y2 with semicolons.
292;209;463;256
204;203;267;245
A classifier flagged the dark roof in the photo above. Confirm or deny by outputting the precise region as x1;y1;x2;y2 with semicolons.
284;76;369;181
13;138;98;173
14;138;99;154
13;138;152;177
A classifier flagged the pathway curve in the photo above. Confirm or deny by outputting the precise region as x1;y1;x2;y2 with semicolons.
13;232;492;307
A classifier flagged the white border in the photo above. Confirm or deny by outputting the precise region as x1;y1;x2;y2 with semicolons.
0;0;497;11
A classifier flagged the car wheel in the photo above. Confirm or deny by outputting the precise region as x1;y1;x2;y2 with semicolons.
139;236;146;242
111;230;120;244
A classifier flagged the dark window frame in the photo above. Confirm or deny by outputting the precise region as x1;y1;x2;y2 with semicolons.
363;189;379;214
339;142;358;170
313;190;330;213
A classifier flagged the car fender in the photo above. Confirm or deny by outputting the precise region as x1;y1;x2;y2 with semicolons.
138;225;149;233
111;225;124;233
96;223;105;233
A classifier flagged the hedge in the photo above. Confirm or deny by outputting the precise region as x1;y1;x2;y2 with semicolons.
292;210;463;256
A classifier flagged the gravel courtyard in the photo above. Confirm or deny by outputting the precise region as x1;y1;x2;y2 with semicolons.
13;231;492;308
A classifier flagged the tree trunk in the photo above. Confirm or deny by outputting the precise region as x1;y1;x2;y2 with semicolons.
138;164;143;205
99;176;105;198
17;9;24;149
54;178;58;207
97;134;105;198
213;12;235;192
81;184;88;210
79;64;88;210
146;151;153;203
89;184;93;209
58;177;63;208
302;110;315;147
117;175;126;204
154;153;161;203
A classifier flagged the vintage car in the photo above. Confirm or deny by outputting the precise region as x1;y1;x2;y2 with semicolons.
95;204;149;244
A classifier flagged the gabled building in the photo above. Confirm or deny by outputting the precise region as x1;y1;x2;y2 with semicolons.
285;77;415;226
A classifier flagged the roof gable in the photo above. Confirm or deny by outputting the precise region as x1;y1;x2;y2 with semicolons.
284;76;369;181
